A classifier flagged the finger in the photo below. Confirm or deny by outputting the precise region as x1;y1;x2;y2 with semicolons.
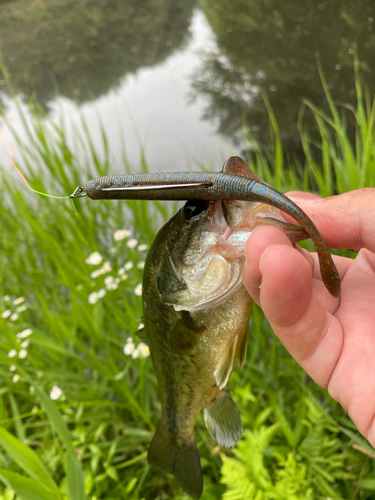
243;226;351;306
243;225;293;305
257;243;343;388
325;249;375;442
283;189;375;252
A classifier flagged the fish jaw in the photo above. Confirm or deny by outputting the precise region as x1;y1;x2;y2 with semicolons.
206;199;309;260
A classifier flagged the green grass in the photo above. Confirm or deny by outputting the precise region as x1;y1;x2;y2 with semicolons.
1;66;375;499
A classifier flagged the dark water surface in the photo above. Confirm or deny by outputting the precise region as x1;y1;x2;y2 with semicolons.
1;0;374;173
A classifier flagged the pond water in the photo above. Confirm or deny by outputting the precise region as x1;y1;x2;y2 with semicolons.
1;0;375;175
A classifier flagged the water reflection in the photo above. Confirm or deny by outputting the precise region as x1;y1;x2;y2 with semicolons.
193;0;375;148
0;0;196;106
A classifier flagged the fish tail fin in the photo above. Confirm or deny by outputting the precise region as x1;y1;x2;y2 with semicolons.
148;419;203;499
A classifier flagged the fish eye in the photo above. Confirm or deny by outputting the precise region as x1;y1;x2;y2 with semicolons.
184;200;210;222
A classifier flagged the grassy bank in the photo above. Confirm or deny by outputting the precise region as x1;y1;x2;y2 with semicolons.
1;69;375;499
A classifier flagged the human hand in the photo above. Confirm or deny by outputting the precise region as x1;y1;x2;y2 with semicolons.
243;188;375;446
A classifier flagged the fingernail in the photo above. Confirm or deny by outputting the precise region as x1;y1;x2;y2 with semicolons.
288;194;323;204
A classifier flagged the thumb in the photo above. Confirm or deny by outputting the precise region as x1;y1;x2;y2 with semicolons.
285;188;375;252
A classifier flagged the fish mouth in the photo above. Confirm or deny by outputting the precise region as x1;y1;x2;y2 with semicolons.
205;200;309;260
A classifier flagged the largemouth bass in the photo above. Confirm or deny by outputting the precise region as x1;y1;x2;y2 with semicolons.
138;158;311;498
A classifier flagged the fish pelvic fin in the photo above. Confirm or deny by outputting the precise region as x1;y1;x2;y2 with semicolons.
204;388;243;448
148;420;203;499
214;335;237;389
135;325;148;344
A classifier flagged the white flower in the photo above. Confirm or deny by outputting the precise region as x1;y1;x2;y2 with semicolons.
107;283;118;291
18;349;28;359
50;385;62;400
118;267;126;276
137;261;145;270
134;284;143;296
124;342;135;355
13;297;25;305
114;229;131;241
138;322;144;329
1;310;11;318
97;289;106;298
29;386;35;394
16;329;32;339
8;349;17;358
109;247;117;254
127;238;138;249
124;262;133;271
131;348;140;359
88;292;99;304
9;365;16;372
86;252;103;265
137;244;148;251
3;295;10;301
10;313;19;321
101;261;112;273
91;269;103;279
104;276;114;286
121;274;128;281
127;337;133;343
20;340;29;348
12;374;20;383
138;343;150;357
16;304;27;313
115;277;121;284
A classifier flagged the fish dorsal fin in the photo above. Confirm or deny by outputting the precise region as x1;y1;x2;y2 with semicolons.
169;312;206;354
235;319;251;369
214;335;238;389
203;388;243;448
222;156;268;184
135;325;148;344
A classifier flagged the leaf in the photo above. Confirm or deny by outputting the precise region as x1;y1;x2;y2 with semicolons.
361;478;375;491
32;384;75;456
66;454;86;500
0;470;60;500
0;426;59;494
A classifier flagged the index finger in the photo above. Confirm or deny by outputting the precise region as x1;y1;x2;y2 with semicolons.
285;189;375;253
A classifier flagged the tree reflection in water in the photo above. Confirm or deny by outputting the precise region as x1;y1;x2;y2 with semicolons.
0;0;196;107
193;0;375;149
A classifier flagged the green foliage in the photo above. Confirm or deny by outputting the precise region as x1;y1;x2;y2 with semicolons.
1;69;375;499
221;399;361;500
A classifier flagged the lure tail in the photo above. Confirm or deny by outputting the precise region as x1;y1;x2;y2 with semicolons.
148;418;203;499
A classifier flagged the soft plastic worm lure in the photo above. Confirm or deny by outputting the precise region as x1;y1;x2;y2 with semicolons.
71;166;340;298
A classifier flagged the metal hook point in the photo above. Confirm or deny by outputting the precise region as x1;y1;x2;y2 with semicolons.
70;186;87;198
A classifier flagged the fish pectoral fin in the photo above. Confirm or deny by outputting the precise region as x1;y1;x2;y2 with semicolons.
204;388;243;448
169;313;205;354
214;335;237;389
236;321;250;369
135;325;148;344
148;420;203;499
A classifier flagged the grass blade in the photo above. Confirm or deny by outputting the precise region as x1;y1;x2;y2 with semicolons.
0;426;59;494
0;470;60;500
